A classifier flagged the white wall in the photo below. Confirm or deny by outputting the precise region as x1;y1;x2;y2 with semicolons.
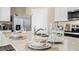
32;8;48;34
0;7;10;21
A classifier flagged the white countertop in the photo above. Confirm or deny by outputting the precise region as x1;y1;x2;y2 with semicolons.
1;31;79;51
2;31;79;51
1;31;62;51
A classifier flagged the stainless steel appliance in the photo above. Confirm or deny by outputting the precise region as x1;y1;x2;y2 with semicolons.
16;25;21;30
71;25;79;32
68;10;79;21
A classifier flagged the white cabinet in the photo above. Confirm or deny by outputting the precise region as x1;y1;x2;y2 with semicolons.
0;32;10;46
13;15;31;32
54;7;68;21
0;7;10;21
14;16;23;31
67;7;79;11
32;8;48;34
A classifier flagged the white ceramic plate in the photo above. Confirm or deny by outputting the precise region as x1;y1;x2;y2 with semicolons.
28;43;51;50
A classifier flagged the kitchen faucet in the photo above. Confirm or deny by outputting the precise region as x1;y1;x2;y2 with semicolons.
33;26;44;35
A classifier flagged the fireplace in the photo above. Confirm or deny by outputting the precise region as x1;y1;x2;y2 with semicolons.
16;25;21;30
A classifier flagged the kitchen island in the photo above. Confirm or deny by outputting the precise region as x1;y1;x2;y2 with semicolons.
1;31;61;51
1;31;78;51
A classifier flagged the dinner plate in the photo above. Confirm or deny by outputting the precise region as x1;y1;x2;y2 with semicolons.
28;43;51;50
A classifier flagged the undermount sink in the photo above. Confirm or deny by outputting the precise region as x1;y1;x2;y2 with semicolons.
36;33;48;37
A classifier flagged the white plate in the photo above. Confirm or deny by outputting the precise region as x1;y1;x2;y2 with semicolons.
28;43;51;50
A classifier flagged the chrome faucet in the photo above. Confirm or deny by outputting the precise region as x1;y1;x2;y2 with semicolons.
33;26;44;35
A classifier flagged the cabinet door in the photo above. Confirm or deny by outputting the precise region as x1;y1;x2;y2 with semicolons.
55;7;68;21
0;7;10;21
32;8;48;34
67;7;79;11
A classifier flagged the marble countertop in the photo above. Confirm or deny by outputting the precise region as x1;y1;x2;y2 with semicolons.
1;31;64;51
2;31;79;51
